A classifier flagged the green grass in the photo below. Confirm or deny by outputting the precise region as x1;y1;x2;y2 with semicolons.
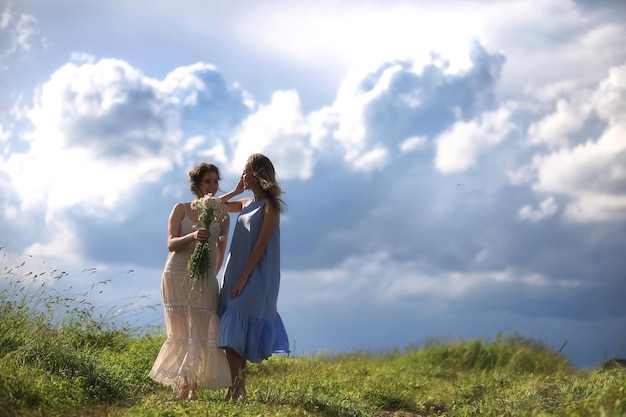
1;250;625;416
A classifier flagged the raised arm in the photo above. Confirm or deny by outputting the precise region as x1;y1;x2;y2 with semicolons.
231;203;279;298
220;176;251;213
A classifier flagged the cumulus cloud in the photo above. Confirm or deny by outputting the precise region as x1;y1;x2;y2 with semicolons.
530;62;626;222
160;62;252;134
29;59;179;158
5;57;255;206
0;57;253;263
229;89;314;180
526;95;592;148
311;41;506;172
594;63;626;124
435;106;514;173
6;59;179;217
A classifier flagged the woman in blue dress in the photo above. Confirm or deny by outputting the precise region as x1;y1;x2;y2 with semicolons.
218;153;289;401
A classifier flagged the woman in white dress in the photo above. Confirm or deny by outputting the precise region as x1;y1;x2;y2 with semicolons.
149;163;231;399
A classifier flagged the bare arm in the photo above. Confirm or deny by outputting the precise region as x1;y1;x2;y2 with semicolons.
167;203;207;252
231;203;279;298
220;176;251;213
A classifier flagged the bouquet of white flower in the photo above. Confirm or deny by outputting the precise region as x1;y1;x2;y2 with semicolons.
187;193;225;282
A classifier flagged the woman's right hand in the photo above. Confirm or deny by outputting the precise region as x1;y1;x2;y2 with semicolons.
195;228;210;241
235;176;245;194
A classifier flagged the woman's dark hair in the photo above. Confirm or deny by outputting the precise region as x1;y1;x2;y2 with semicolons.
188;162;221;198
248;153;286;213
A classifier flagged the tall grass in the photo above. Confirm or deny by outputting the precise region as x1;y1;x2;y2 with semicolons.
0;248;161;416
1;248;625;416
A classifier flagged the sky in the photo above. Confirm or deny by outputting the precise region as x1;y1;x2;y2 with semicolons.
1;0;625;368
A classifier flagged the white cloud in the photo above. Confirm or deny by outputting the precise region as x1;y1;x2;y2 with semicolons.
594;63;626;124
2;57;259;214
530;62;626;222
195;142;229;169
351;146;389;171
0;6;9;29
28;58;178;154
435;106;514;173
0;123;9;146
312;66;372;168
0;57;257;264
0;3;38;69
4;59;180;215
526;95;592;148
384;268;556;301
519;196;558;222
466;3;626;112
312;41;507;172
229;89;314;180
507;163;536;186
182;135;206;153
161;63;218;106
216;0;626;107
399;135;427;153
24;217;83;264
283;251;588;311
160;62;253;122
483;0;584;50
525;79;580;103
234;1;479;75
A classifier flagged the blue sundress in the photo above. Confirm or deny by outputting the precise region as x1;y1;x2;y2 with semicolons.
218;198;289;363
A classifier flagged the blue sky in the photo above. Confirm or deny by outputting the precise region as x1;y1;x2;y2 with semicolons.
1;0;625;368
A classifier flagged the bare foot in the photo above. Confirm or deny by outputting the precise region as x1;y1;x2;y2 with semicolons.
188;388;198;400
177;383;189;399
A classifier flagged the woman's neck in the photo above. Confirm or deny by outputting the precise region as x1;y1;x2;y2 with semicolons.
252;188;264;201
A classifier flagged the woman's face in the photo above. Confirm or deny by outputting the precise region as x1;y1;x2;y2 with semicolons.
198;170;219;197
242;164;255;190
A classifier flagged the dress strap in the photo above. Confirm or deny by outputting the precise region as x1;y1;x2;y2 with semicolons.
183;202;189;219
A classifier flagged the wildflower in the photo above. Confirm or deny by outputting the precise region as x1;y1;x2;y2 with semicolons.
187;194;225;282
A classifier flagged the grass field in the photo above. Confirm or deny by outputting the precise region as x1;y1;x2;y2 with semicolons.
1;252;625;416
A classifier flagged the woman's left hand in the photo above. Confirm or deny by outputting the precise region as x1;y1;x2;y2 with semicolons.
231;276;248;298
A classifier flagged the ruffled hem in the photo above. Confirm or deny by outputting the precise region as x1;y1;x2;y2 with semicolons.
273;313;290;354
218;308;289;363
149;340;231;389
150;280;230;389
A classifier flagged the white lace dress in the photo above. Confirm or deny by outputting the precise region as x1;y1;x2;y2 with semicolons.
149;209;231;389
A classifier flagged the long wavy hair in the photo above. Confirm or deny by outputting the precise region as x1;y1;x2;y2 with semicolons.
188;162;221;198
248;153;286;213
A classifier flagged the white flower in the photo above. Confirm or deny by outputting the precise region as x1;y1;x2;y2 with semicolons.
187;193;226;281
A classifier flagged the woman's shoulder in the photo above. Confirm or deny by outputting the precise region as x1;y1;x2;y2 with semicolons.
170;202;189;217
241;197;255;208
